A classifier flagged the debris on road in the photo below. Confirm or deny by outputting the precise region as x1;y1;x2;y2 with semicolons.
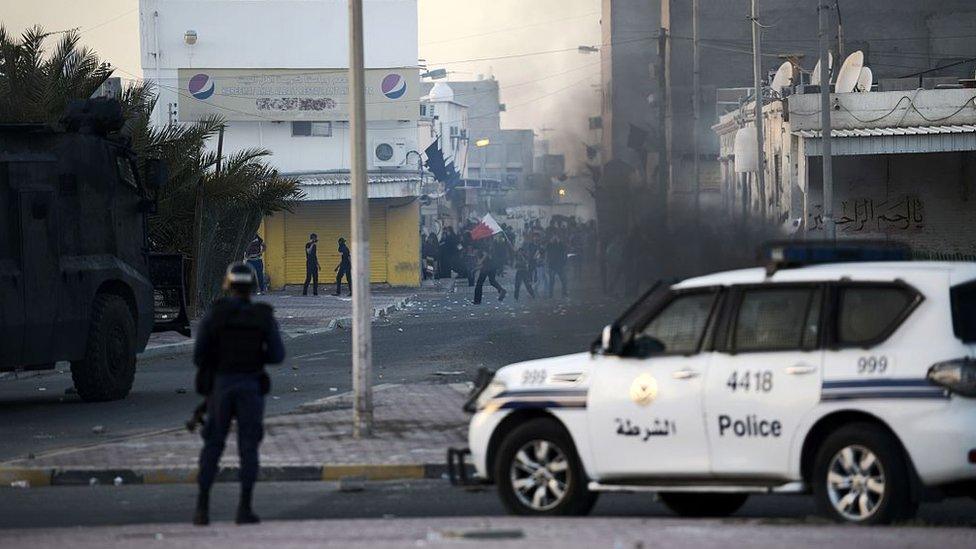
338;475;366;492
91;425;105;435
9;480;29;489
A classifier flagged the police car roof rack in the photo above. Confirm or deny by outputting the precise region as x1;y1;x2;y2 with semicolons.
761;240;913;277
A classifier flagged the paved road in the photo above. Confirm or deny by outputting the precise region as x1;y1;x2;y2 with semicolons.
0;280;622;461
1;479;974;530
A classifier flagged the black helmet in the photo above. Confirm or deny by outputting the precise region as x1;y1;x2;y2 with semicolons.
223;261;257;293
338;237;346;244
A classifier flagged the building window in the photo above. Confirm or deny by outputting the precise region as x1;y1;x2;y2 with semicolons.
292;121;332;137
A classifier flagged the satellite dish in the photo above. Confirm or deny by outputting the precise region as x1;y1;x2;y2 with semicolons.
810;51;833;86
835;50;865;93
856;66;873;92
770;61;793;94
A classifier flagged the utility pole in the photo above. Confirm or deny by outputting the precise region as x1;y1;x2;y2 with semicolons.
656;0;672;231
692;0;701;228
348;0;373;438
835;0;844;59
750;0;767;220
819;1;836;240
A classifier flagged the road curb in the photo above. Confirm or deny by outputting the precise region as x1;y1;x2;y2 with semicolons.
0;462;469;487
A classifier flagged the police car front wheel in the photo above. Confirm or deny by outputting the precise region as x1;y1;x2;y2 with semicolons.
812;423;918;524
494;418;597;516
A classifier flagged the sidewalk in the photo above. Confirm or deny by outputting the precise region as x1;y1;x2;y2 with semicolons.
141;279;455;359
0;383;470;487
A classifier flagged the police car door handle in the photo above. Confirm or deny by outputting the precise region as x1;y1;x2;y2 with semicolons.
785;364;817;375
672;368;700;380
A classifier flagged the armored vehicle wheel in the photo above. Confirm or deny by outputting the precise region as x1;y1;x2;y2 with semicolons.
494;418;597;516
71;294;136;402
658;492;749;517
812;422;917;524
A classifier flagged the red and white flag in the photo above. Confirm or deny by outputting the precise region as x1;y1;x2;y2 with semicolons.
470;213;503;241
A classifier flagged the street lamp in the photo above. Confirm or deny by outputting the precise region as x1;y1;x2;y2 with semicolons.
475;138;490;188
184;30;197;68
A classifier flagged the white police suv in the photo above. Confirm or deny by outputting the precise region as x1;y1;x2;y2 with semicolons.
449;243;976;524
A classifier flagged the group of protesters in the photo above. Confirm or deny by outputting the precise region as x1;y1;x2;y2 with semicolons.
422;216;597;305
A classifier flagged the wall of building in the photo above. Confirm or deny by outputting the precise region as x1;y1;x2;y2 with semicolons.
467;129;535;188
385;199;421;286
139;0;420;175
260;197;421;288
418;98;469;177
422;80;500;133
600;0;659;166
604;0;976;222
803;152;976;258
217;119;418;174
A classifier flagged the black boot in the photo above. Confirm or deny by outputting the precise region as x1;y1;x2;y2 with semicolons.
235;486;260;525
193;490;210;526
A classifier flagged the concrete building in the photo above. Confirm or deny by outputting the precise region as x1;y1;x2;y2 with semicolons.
423;79;500;133
422;78;535;191
139;0;422;287
419;82;469;179
713;86;976;258
600;0;976;224
418;82;468;233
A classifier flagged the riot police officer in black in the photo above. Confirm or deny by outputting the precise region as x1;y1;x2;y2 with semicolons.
193;262;285;526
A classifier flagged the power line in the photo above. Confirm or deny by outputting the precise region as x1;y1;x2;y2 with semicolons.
429;34;659;66
77;7;140;36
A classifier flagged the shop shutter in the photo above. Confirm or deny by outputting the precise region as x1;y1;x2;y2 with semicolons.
282;201;388;284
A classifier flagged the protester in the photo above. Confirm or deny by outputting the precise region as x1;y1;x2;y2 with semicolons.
546;232;569;298
513;241;536;300
422;232;439;280
302;233;320;296
244;235;267;294
334;237;352;296
438;226;459;279
473;239;506;304
193;262;285;526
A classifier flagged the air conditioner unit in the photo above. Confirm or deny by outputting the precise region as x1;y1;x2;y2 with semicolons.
372;139;406;167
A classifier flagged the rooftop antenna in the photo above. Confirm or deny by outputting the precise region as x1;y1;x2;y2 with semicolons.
835;50;864;93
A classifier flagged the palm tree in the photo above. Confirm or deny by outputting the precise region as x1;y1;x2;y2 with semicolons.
0;26;302;308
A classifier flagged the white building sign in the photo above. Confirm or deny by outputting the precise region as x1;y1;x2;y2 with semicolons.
177;68;419;122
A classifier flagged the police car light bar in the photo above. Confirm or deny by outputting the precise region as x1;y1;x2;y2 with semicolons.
761;240;912;275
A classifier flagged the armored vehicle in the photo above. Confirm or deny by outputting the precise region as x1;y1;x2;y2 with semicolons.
0;98;189;401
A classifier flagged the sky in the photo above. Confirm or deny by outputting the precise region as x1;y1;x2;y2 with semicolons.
0;0;601;168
